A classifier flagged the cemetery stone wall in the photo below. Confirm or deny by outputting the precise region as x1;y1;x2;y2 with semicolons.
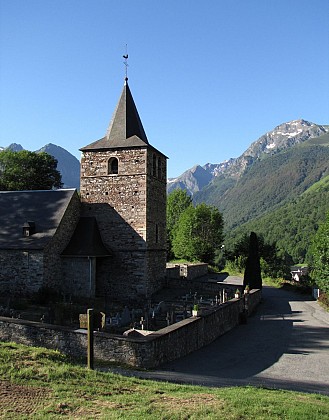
0;289;261;368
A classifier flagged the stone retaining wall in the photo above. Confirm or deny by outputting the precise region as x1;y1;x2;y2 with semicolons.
166;263;208;280
0;289;261;368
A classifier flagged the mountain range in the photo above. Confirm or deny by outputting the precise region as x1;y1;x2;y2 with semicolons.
168;119;329;195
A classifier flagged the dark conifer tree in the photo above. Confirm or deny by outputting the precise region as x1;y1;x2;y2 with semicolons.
243;232;262;290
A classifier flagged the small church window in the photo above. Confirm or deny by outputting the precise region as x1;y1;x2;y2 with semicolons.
108;157;119;175
157;157;161;179
152;153;157;177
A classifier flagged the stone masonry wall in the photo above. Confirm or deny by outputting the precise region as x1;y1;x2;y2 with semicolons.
0;192;80;298
166;264;181;279
145;250;167;298
44;191;81;292
166;263;209;280
146;149;166;248
0;289;261;368
80;148;167;299
80;149;148;240
62;257;95;298
0;250;43;296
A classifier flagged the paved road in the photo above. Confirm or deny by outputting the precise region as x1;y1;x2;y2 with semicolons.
110;286;329;395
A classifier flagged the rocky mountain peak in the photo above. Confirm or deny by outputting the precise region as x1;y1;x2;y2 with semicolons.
0;143;24;152
167;119;329;195
243;119;328;160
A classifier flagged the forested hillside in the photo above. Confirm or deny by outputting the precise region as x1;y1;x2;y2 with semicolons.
194;144;329;230
192;131;329;264
224;175;329;263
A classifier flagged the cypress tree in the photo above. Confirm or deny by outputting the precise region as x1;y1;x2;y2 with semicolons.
243;232;262;290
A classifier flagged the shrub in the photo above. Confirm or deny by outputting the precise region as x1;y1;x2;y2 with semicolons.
318;292;329;310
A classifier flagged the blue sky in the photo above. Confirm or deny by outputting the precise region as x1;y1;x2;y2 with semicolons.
1;0;328;178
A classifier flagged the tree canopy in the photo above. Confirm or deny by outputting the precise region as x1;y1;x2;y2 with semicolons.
309;212;329;293
166;189;192;259
172;202;224;264
0;150;63;190
225;232;292;279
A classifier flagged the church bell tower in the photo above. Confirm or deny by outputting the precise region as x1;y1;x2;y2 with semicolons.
80;77;167;301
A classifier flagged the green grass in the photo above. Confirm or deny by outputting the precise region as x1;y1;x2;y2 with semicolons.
168;259;203;264
304;131;329;147
1;342;329;419
262;277;285;288
302;174;329;195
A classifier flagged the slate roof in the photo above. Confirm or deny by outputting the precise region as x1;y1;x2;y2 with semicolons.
0;189;76;250
62;217;112;257
80;80;167;158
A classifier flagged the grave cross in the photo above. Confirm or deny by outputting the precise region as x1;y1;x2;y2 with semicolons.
140;316;145;330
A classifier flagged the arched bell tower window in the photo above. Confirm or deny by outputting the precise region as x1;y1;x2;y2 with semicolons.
157;157;161;179
152;153;157;177
108;157;118;175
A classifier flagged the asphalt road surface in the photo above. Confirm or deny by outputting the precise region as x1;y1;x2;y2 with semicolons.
111;286;329;395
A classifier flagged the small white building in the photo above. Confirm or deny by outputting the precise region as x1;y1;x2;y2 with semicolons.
290;266;308;282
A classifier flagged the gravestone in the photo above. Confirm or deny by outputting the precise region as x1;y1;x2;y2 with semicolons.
79;311;106;330
121;306;131;326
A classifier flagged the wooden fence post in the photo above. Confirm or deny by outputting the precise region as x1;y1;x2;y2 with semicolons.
87;308;94;370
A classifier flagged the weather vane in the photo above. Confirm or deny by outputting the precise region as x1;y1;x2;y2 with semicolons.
123;44;128;81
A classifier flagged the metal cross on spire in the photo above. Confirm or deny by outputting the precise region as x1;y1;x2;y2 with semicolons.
123;44;128;82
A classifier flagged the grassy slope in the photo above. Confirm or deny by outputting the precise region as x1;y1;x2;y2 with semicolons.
305;131;329;147
1;342;329;419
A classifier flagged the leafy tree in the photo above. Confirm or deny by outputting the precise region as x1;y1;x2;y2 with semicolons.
166;189;192;259
0;150;63;190
309;212;329;293
171;205;195;260
172;203;224;264
243;232;262;289
225;232;292;278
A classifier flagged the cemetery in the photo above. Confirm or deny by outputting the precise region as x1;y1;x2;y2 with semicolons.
0;268;242;334
0;265;262;368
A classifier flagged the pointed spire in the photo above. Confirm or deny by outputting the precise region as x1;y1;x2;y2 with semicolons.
105;80;148;145
80;81;149;152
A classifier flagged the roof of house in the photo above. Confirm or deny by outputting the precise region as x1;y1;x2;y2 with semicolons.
0;189;77;250
80;80;167;157
62;217;112;257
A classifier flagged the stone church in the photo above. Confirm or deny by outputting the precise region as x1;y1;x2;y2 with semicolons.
0;78;167;302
